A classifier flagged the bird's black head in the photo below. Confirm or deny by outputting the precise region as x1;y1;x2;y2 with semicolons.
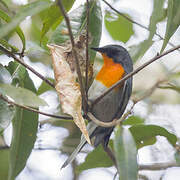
91;44;133;73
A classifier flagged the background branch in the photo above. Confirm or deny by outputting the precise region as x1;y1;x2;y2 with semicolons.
57;0;88;112
0;45;55;88
85;0;90;104
102;0;179;51
88;79;168;127
92;45;180;107
0;93;72;120
139;161;180;171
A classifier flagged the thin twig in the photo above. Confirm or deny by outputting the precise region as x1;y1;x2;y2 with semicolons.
101;0;180;51
88;79;168;127
0;45;55;88
85;0;90;105
92;45;180;107
0;145;9;150
139;161;180;171
57;0;87;112
0;93;72;120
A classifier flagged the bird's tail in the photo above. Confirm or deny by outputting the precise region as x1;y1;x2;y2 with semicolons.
61;122;98;169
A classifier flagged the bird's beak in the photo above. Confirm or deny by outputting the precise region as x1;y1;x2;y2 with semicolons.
91;47;105;53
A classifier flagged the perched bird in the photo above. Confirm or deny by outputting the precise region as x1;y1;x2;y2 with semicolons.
61;44;133;168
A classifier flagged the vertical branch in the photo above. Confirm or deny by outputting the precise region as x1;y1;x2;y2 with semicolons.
57;0;87;112
85;0;90;113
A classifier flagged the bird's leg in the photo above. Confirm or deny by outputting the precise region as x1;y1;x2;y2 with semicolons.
102;142;117;168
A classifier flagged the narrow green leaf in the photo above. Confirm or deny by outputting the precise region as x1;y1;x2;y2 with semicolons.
0;83;47;107
123;116;145;125
105;12;134;43
0;64;12;84
8;65;39;179
114;126;138;180
158;83;180;93
37;78;55;95
130;124;177;149
0;64;15;133
50;0;102;63
8;107;38;180
41;0;75;41
0;99;15;133
26;41;51;64
161;0;180;52
129;0;164;62
0;0;52;39
0;149;9;180
76;143;113;173
129;39;154;62
175;151;180;165
0;9;26;52
148;0;165;39
0;0;9;9
0;39;19;53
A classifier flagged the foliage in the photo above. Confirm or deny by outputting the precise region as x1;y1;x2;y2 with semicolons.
0;0;179;179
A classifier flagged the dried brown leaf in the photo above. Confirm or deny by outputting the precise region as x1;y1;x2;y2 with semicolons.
47;44;91;144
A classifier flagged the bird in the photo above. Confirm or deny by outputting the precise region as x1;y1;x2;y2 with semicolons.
61;44;133;169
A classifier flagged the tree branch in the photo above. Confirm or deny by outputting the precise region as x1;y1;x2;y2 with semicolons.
101;0;180;51
92;45;180;107
88;79;167;127
57;0;87;112
0;45;55;88
139;161;180;171
0;93;72;120
85;0;90;104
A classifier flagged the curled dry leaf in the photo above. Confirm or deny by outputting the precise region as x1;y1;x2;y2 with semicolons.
63;32;93;82
47;44;91;144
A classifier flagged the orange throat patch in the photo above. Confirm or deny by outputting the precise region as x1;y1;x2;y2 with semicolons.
96;54;125;88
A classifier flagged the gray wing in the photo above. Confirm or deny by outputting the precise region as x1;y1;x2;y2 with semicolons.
91;77;132;147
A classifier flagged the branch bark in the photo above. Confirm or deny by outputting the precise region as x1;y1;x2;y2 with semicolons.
101;0;180;51
57;0;87;113
0;93;72;120
0;45;55;88
85;0;90;103
139;162;180;171
92;45;180;107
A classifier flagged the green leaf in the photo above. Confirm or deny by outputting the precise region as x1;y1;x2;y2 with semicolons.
8;64;39;180
0;65;15;133
8;107;38;180
76;143;113;173
50;0;102;63
0;149;9;180
0;0;52;39
41;0;75;41
149;0;165;39
158;83;180;93
130;124;177;149
129;0;164;62
0;39;19;53
26;41;51;64
114;126;138;180
0;9;26;52
175;151;180;165
0;83;47;107
0;64;12;84
129;39;153;62
104;12;134;43
123;116;145;126
161;0;180;53
0;99;15;133
37;78;55;95
0;0;9;9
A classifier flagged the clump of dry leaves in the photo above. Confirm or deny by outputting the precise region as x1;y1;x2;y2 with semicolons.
47;34;93;144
